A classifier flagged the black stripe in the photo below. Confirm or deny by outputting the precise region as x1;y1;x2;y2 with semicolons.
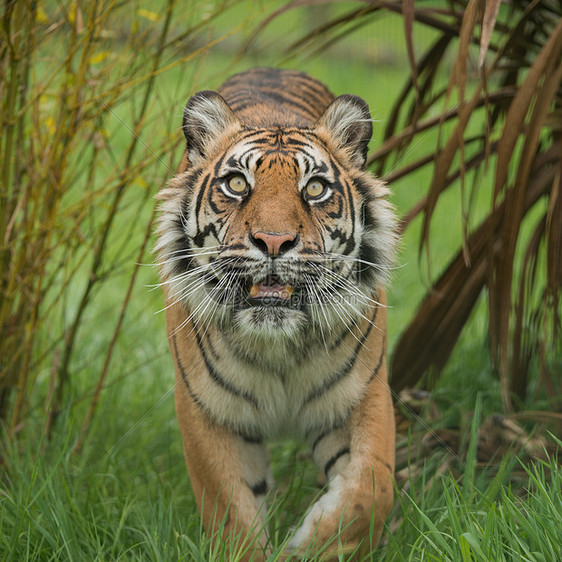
194;328;260;408
281;91;322;118
193;173;210;241
296;76;334;99
240;433;263;444
273;90;322;117
335;162;357;257
328;328;349;352
228;88;322;120
355;177;373;198
202;331;220;361
250;479;268;497
329;303;378;352
173;335;261;439
324;447;350;477
226;242;246;251
300;356;355;408
289;84;329;112
358;238;385;286
311;423;344;452
299;305;378;410
193;174;210;247
232;128;267;144
192;220;220;249
224;70;332;112
375;455;393;475
172;335;212;417
312;429;330;453
326;197;344;220
367;336;386;385
169;226;193;277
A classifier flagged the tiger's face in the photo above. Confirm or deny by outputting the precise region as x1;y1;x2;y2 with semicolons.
157;91;396;343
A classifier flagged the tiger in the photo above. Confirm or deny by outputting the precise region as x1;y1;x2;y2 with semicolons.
156;67;397;560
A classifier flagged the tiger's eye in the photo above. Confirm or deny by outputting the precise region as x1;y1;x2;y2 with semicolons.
305;179;326;199
227;174;248;194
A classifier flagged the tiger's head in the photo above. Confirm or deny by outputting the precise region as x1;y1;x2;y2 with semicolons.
156;89;397;345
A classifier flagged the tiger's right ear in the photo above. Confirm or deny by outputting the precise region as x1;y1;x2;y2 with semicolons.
182;91;240;162
315;94;372;169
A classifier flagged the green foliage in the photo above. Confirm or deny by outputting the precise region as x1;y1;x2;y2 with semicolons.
3;0;558;441
383;452;562;561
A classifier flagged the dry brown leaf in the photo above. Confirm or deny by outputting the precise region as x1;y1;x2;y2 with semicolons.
403;0;419;95
490;34;562;410
479;0;502;70
449;0;481;104
391;158;556;391
545;152;562;303
478;414;547;461
492;19;562;199
512;218;545;401
420;89;480;258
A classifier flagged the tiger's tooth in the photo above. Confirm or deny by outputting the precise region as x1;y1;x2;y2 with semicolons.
250;284;260;298
283;286;293;298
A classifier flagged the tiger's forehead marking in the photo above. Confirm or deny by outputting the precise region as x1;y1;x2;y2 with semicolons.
218;128;336;184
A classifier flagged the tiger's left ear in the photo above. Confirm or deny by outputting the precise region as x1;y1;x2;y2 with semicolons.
315;94;372;169
182;90;240;164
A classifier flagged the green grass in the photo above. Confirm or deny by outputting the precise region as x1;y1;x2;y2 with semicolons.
2;385;561;560
385;456;562;561
2;1;560;560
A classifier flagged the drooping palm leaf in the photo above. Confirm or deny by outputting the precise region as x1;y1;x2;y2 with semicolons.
391;146;558;391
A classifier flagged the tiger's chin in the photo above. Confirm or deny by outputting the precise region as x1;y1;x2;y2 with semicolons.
233;305;307;341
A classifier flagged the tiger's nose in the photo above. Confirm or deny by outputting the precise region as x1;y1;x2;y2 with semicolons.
251;231;298;256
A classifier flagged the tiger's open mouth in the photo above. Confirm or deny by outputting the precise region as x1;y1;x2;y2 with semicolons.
249;277;293;300
244;275;301;309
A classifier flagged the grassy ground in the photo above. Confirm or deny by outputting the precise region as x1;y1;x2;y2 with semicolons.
3;372;561;560
2;2;560;560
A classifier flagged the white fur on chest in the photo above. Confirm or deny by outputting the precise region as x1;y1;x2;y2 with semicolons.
195;333;366;439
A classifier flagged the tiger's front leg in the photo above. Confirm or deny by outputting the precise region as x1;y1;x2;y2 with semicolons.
288;370;395;559
170;320;273;560
174;377;273;560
